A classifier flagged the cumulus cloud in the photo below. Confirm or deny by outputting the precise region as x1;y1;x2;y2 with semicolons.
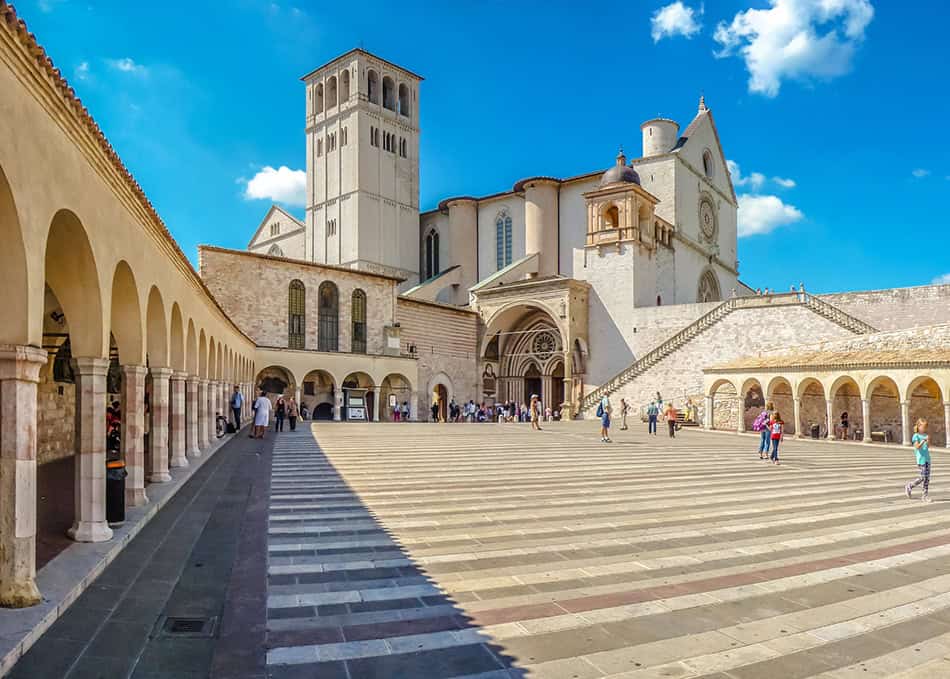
911;168;930;178
737;194;803;236
107;57;148;75
651;2;703;42
714;0;874;97
727;160;765;190
243;166;306;206
933;273;950;285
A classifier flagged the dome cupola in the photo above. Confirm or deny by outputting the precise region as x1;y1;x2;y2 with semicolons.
600;147;640;186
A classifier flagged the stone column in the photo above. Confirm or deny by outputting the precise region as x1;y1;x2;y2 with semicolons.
861;398;872;443
372;387;380;422
704;394;714;429
737;405;746;433
826;399;835;440
0;345;47;607
120;365;148;507
186;376;200;457
209;380;218;438
901;401;911;446
409;391;419;421
793;397;803;438
333;388;343;421
68;357;113;543
147;368;172;483
944;402;950;450
169;372;188;468
198;379;210;449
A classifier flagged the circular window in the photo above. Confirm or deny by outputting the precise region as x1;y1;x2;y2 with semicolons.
699;198;717;239
702;149;715;179
532;331;557;360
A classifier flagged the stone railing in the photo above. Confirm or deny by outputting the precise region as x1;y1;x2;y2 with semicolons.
803;293;878;334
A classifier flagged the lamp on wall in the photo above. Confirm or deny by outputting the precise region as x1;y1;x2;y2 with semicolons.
50;310;65;326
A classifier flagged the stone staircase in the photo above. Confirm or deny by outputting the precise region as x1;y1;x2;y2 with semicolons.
578;293;878;416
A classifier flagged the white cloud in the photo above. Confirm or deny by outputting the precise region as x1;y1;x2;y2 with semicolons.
651;2;703;42
911;168;930;178
714;0;874;97
737;194;803;236
243;166;306;206
75;61;90;81
727;160;766;190
933;273;950;285
772;176;796;188
107;57;148;75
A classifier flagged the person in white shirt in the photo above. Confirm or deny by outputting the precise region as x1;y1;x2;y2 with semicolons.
251;390;272;439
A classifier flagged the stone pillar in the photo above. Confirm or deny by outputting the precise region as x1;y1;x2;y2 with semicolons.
68;357;113;543
862;398;872;443
737;405;746;433
120;365;148;507
943;402;950;450
186;376;200;457
704;394;714;429
198;379;210;449
169;372;188;468
793;397;803;438
901;401;911;446
826;399;835;440
147;368;172;483
333;388;343;421
372;387;380;422
209;380;218;438
523;178;560;277
0;345;47;607
409;391;419;421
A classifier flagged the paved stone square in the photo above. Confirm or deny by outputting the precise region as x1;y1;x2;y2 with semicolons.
14;421;950;678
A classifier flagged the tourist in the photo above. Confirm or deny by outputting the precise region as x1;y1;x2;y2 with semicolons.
530;395;542;431
753;401;774;459
769;412;785;464
215;412;226;438
230;385;243;431
400;401;410;421
664;402;678;438
545;404;552;421
449;398;458;422
646;400;659;435
287;396;299;431
839;411;850;440
274;396;286;432
905;418;932;502
431;401;439;422
597;395;611;442
619;398;629;430
300;403;309;420
392;401;400;422
252;389;271;439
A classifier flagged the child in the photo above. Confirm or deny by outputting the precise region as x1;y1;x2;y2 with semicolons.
754;402;774;460
906;419;933;502
769;412;784;465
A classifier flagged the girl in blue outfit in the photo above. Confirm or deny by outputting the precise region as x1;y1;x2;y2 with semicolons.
598;396;612;442
906;419;933;503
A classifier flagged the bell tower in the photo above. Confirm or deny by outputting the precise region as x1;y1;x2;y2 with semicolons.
302;49;422;284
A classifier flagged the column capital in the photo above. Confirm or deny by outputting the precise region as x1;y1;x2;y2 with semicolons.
171;370;189;380
71;356;110;375
186;373;200;384
149;366;174;379
198;377;210;386
120;364;148;378
0;344;48;382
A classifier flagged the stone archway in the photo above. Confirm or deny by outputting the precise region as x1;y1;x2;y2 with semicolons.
867;376;902;444
908;377;945;447
709;379;739;430
697;268;721;303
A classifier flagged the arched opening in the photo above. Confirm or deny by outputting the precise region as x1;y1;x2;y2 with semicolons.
766;376;795;435
255;365;296;405
326;75;338;108
604;205;619;230
741;378;765;431
703;149;715;179
315;83;324;113
301;369;334;421
432;384;448;422
523;362;542;403
110;262;144;367
342;371;374;421
340;69;350;101
351;289;367;353
0;164;29;346
697;268;721;303
908;377;945;447
317;281;339;351
268;244;283;257
549;361;565;413
288;279;305;349
398;83;410;117
798;378;827;439
382;75;395;110
867;376;902;444
830;376;863;441
425;229;439;279
169;303;185;372
379;373;412;421
367;69;379;104
185;320;197;376
495;213;512;270
710;379;739;430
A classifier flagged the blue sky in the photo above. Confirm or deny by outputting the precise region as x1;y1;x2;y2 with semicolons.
21;0;950;293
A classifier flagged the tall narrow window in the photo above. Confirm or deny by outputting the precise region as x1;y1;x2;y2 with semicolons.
351;289;367;353
425;229;439;279
288;280;306;349
382;76;395;110
318;281;339;352
398;83;410;117
495;213;512;270
327;76;338;108
315;83;324;113
340;70;350;101
367;69;379;104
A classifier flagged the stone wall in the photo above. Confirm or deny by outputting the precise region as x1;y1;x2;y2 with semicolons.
37;372;74;465
757;319;950;358
629;301;720;359
819;284;950;332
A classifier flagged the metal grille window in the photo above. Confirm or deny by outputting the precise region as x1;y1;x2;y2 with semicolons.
318;281;339;352
425;229;439;279
288;280;305;349
351;289;367;354
496;213;512;270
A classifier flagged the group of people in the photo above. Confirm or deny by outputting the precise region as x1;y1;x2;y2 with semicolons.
595;394;681;443
750;281;806;297
427;398;562;424
752;401;785;464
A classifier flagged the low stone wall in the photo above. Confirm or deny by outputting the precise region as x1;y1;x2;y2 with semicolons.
820;284;950;332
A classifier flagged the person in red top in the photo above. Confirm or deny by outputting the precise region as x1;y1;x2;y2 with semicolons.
769;413;785;465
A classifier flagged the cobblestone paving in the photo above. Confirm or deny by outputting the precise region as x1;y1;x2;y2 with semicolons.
265;422;950;679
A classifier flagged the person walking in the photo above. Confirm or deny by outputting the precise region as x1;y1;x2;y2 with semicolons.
753;401;775;459
839;410;849;440
431;400;439;422
287;396;299;431
274;396;286;432
230;385;243;432
647;400;659;435
905;419;933;502
664;402;678;438
400;401;410;422
392;401;400;422
620;398;630;431
597;395;612;442
251;390;271;439
769;412;785;465
530;395;542;431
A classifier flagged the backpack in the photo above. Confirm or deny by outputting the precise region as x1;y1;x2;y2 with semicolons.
752;410;769;432
596;403;604;418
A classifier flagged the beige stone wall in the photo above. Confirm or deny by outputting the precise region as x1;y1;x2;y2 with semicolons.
37;375;75;464
819;285;950;332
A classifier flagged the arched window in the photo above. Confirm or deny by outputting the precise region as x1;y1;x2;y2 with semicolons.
327;76;338;108
288;280;305;349
605;205;620;230
382;76;395;110
318;281;339;352
367;69;379;104
398;83;410;117
425;229;439;279
340;70;350;101
269;244;284;257
351;289;367;353
697;269;722;303
315;83;324;113
495;213;512;270
702;149;715;179
374;128;380;147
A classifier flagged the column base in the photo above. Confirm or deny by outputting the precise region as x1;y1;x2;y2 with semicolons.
188;446;202;457
67;520;113;543
169;455;190;469
148;472;172;483
126;487;148;507
0;580;41;608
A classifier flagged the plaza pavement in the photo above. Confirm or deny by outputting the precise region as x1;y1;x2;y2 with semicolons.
264;421;950;679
